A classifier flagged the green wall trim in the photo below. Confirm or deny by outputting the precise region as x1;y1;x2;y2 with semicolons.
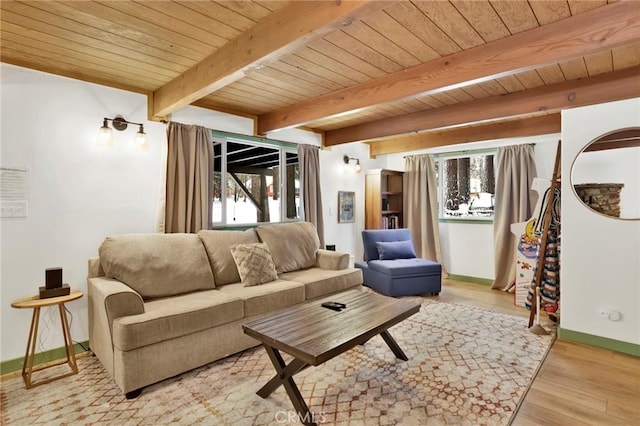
438;218;493;224
0;341;89;375
558;328;640;357
447;274;493;286
211;129;297;149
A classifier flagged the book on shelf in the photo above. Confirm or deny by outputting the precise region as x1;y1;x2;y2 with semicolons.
383;215;400;229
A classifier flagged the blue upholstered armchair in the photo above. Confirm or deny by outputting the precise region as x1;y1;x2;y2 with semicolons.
354;229;442;297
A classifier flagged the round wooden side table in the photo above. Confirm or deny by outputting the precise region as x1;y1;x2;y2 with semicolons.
11;290;83;389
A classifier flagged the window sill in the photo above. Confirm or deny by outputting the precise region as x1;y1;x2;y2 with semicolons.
438;218;493;224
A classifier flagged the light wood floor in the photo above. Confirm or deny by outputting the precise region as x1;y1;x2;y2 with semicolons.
441;278;640;426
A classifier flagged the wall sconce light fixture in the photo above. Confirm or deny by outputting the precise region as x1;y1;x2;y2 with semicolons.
97;116;147;149
343;155;362;174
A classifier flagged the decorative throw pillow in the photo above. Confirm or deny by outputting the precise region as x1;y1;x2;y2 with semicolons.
376;240;417;260
230;242;278;286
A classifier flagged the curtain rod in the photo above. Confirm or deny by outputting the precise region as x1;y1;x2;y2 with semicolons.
402;142;536;158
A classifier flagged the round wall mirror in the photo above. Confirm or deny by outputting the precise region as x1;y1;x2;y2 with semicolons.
571;128;640;220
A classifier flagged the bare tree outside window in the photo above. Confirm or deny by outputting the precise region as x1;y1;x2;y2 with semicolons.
211;140;300;225
440;154;495;218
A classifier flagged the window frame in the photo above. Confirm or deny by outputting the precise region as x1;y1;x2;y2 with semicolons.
211;130;300;228
436;148;497;223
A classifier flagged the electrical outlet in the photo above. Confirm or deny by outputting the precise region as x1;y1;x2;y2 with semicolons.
599;309;622;321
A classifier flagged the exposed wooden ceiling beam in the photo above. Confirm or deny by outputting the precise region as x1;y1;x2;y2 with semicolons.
368;114;561;158
257;1;640;135
326;65;640;146
151;1;385;118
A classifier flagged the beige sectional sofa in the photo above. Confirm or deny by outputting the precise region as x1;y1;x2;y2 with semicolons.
88;222;362;398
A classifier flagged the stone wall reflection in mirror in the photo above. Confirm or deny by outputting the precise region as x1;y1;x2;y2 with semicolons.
571;128;640;220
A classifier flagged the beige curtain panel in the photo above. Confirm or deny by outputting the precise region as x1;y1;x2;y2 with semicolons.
491;144;537;291
404;154;443;265
165;122;213;233
297;144;325;248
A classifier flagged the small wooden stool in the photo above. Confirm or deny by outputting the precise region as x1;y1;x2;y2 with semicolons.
11;291;83;388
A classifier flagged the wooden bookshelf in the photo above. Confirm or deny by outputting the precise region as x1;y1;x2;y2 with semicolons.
365;169;404;229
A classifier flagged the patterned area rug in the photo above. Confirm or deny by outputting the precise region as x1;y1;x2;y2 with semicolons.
1;299;554;425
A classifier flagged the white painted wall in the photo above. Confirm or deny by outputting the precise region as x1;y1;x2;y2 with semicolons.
561;98;640;345
383;134;559;279
1;64;166;361
171;106;254;135
319;144;385;261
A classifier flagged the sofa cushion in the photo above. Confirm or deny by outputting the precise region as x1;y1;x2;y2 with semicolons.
256;222;320;273
112;290;243;351
198;229;259;286
280;268;362;300
376;240;417;260
217;280;305;317
230;242;278;286
99;233;215;300
368;258;442;277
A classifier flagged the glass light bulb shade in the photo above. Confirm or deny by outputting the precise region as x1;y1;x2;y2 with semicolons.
133;130;148;150
354;161;362;173
96;126;113;146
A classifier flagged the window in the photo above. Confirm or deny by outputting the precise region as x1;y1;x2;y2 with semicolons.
437;151;496;219
212;133;300;226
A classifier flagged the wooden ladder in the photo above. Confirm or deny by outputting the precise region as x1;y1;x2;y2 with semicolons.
528;141;561;328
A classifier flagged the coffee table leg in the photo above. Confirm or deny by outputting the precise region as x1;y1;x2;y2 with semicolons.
380;330;408;361
259;345;316;426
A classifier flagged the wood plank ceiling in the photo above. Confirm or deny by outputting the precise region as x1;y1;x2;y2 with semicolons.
2;0;639;156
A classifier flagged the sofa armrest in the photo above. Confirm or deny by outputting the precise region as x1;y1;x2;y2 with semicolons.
316;249;350;270
90;277;145;333
88;277;144;340
88;276;145;374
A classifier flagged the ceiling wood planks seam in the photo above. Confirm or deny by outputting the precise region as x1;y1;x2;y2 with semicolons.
151;1;389;118
256;1;640;135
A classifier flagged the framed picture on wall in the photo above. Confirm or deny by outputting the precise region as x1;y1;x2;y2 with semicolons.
338;191;355;223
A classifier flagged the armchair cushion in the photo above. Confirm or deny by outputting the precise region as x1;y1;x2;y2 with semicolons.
376;240;416;260
362;228;413;261
368;258;441;277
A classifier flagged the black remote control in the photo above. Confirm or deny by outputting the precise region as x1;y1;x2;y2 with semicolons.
321;302;346;311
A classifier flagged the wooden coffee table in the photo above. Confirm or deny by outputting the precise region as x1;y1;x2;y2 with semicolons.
242;288;420;426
